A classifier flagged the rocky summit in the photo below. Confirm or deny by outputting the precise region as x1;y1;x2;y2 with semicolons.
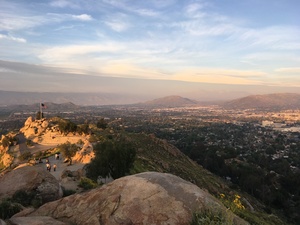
12;172;248;225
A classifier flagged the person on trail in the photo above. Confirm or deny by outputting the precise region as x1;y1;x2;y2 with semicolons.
53;164;57;171
46;163;51;172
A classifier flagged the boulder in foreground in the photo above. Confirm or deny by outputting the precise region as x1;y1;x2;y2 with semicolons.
16;172;248;225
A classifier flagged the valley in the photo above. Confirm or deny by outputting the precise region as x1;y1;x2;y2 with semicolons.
1;94;300;224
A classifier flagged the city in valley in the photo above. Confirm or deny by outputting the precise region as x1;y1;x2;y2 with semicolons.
1;96;300;224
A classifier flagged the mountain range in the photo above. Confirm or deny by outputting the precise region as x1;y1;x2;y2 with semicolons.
224;93;300;110
1;91;300;110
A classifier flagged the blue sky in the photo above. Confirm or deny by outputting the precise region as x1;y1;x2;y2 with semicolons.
0;0;300;93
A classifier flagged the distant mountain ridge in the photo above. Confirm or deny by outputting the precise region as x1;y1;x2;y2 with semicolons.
139;95;198;107
224;93;300;110
2;102;80;112
0;90;149;106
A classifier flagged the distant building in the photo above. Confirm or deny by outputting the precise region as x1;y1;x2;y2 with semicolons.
262;120;273;127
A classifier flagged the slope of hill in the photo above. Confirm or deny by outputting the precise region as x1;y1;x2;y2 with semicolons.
0;117;288;224
139;95;198;107
224;93;300;110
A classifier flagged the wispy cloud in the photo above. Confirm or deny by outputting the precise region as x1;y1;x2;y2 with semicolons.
275;67;300;74
172;68;268;85
0;34;26;43
72;14;93;21
49;0;79;8
0;13;45;31
39;43;125;63
104;14;131;32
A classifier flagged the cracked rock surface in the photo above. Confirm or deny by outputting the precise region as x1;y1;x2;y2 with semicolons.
13;172;248;225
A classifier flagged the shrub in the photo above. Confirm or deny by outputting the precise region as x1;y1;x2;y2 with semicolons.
77;139;84;145
63;189;76;197
87;137;136;180
191;209;231;225
0;199;22;220
78;177;98;190
11;190;42;208
26;139;33;146
18;151;32;161
57;141;78;165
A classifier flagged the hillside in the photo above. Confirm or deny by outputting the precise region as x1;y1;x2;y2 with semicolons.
0;117;288;224
140;95;198;107
224;93;300;110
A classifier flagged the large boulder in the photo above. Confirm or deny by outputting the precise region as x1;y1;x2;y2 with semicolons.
9;216;69;225
0;166;62;203
18;172;248;225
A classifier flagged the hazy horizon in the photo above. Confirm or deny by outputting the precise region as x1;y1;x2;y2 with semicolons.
0;0;299;96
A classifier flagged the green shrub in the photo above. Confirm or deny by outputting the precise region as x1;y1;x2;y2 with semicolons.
78;177;98;190
18;151;32;161
12;190;42;208
77;139;84;145
26;139;33;146
0;199;22;220
191;209;231;225
63;189;76;197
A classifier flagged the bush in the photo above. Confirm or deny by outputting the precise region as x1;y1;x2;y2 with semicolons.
26;139;33;146
78;177;98;190
191;209;230;225
0;199;22;220
18;151;32;161
63;189;76;197
11;190;42;208
87;137;136;180
57;141;78;165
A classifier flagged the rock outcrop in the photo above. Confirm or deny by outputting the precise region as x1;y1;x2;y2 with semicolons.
72;139;94;164
20;117;49;139
0;166;62;203
15;172;248;225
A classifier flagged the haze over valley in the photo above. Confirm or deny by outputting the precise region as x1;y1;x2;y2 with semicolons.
1;0;300;224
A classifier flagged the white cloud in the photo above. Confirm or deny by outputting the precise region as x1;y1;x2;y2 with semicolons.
50;0;78;8
0;34;26;43
185;2;207;18
39;43;125;63
275;68;300;74
0;13;45;31
104;14;130;32
135;9;160;17
172;68;268;85
105;21;130;32
72;14;93;21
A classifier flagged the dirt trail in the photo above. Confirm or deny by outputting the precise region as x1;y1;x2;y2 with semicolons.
35;155;85;180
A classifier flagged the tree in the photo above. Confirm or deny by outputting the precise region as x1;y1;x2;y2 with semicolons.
87;137;136;180
96;118;107;129
58;120;77;135
58;141;78;165
1;136;10;148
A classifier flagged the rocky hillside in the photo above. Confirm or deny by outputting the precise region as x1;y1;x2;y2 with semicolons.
223;93;300;110
11;172;248;225
0;117;288;224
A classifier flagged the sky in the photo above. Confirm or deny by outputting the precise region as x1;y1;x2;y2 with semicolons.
0;0;300;95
